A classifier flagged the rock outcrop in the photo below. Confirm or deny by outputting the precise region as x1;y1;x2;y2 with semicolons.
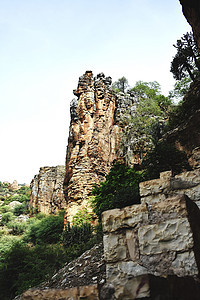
22;169;200;300
179;0;200;51
9;180;19;191
63;71;137;222
140;169;200;208
164;78;200;167
30;166;65;214
102;175;200;299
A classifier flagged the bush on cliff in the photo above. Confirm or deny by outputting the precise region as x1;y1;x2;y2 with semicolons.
91;163;145;221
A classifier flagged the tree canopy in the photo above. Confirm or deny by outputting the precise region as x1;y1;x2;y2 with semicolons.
91;163;144;221
119;81;172;165
170;32;200;81
112;76;129;93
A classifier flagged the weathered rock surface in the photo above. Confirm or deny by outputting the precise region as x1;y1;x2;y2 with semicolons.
164;79;200;160
19;285;99;300
30;165;65;214
9;180;19;191
140;169;200;208
102;193;200;299
63;71;137;222
179;0;200;51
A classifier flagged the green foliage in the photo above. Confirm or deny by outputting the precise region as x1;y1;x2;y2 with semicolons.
0;235;20;259
91;163;145;221
62;223;102;261
112;76;129;93
0;240;68;299
0;205;12;213
1;212;14;225
120;81;172;163
4;193;30;205
170;32;200;82
72;207;93;226
62;222;93;248
7;221;27;235
24;214;64;244
13;202;29;216
166;79;200;130
169;76;192;102
142;141;191;180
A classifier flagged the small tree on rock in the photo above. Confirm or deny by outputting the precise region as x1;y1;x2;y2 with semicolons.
112;76;129;93
170;32;200;81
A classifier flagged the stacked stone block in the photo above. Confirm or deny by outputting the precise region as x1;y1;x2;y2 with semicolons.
140;170;200;208
102;192;200;299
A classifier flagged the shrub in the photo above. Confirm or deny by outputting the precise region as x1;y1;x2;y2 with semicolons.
0;241;68;299
24;213;64;244
0;235;20;258
13;202;29;216
7;221;27;235
62;222;93;248
91;163;145;221
1;212;14;225
0;205;12;213
72;207;93;226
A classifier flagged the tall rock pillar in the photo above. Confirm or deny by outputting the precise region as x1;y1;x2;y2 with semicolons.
63;71;122;221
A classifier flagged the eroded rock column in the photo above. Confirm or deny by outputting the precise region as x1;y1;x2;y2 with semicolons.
63;71;122;221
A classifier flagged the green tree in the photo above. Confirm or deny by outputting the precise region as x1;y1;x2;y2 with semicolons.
169;75;192;101
91;163;145;221
112;76;129;93
119;81;171;164
170;32;200;81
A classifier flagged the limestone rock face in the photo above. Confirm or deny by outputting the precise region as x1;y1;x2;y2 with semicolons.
102;193;200;299
63;71;136;222
30;166;65;214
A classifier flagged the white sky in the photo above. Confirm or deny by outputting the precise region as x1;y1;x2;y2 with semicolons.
0;0;191;184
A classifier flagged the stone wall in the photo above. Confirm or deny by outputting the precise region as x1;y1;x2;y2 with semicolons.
63;71;137;222
102;192;200;299
30;165;65;214
140;169;200;209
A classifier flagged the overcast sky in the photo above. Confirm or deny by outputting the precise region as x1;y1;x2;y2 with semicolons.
0;0;191;184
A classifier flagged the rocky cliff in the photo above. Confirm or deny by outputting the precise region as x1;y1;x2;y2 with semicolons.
164;78;200;166
18;169;200;300
30;165;65;214
179;0;200;51
63;71;137;221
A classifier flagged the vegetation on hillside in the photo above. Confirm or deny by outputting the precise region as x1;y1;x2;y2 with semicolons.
0;182;101;299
